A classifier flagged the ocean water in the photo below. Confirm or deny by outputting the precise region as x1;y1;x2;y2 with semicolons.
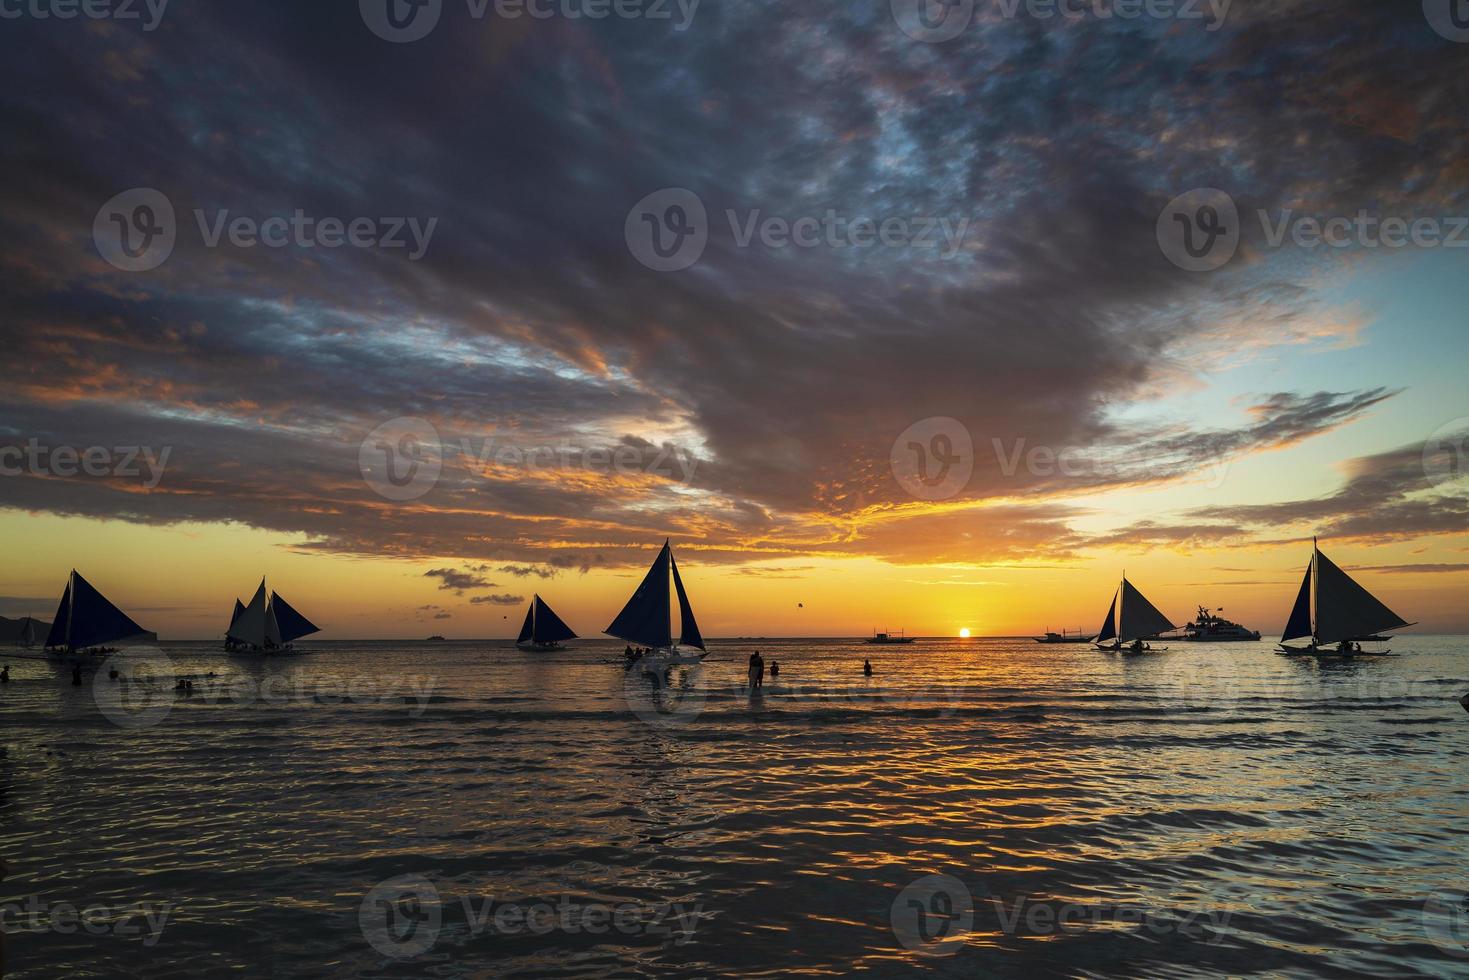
1;636;1467;978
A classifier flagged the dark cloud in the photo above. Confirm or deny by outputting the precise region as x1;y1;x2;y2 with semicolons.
0;3;1463;566
469;594;525;606
424;568;496;593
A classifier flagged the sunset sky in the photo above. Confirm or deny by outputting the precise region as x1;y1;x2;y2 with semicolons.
1;2;1466;639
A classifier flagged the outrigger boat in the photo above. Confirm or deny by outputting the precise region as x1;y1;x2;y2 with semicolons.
515;594;577;651
1033;628;1096;644
606;539;707;673
1094;575;1175;654
43;569;156;660
1276;539;1412;658
225;578;320;655
865;629;915;644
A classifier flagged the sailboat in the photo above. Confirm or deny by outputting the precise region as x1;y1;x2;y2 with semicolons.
1277;539;1413;657
225;578;321;655
44;570;157;656
605;539;707;672
515;594;577;651
1094;575;1176;653
1;615;49;648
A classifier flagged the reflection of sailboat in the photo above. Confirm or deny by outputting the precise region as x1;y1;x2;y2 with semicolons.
515;594;577;651
44;570;156;656
605;540;707;672
1277;539;1412;658
1094;575;1175;653
226;578;320;655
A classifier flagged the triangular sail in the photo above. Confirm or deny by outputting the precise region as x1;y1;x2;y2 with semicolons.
1096;590;1118;644
531;596;576;645
47;570;155;651
45;581;72;649
669;554;705;651
1118;578;1175;643
1313;548;1410;644
1280;564;1313;642
517;603;535;644
270;592;320;644
229;599;245;631
604;542;674;650
229;580;281;648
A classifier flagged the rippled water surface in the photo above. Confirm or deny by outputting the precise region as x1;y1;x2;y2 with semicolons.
2;637;1467;977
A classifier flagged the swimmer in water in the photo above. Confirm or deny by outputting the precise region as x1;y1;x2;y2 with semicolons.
71;665;83;686
863;659;873;677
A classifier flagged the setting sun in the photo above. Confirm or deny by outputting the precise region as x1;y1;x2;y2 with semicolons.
959;628;971;638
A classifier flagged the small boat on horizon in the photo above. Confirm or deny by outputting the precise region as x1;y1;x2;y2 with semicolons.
1182;606;1261;642
1277;539;1412;658
606;539;707;672
1033;628;1095;644
1094;575;1175;654
0;614;50;648
225;578;320;655
516;594;577;651
44;569;156;658
865;629;915;644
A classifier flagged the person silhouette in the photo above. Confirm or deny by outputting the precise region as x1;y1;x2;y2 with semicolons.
863;659;873;677
71;665;83;686
0;665;9;684
769;660;779;680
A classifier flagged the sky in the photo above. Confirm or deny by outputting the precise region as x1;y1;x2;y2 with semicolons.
1;0;1467;639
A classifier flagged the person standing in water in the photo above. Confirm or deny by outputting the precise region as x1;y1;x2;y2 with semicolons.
747;651;760;688
71;665;82;686
863;659;873;677
0;665;9;684
769;660;779;680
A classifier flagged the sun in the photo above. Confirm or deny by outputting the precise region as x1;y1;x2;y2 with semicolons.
959;628;971;638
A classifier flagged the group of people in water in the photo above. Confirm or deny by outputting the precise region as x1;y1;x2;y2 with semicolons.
745;651;781;688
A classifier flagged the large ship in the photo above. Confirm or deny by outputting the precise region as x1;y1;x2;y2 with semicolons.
1182;606;1261;642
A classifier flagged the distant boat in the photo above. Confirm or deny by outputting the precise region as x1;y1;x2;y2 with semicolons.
516;594;577;651
226;578;320;654
0;615;50;648
1033;628;1095;644
1095;575;1175;653
426;635;447;642
605;539;707;671
44;570;156;656
1277;539;1412;658
866;629;915;644
1182;606;1261;642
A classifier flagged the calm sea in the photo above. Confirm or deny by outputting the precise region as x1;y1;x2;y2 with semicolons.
1;636;1467;978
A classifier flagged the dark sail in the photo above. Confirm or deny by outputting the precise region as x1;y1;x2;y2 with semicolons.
49;570;155;651
1280;564;1313;642
1313;547;1410;644
45;581;72;648
270;592;321;644
1096;590;1117;643
517;603;535;644
229;599;245;631
669;554;705;651
531;596;577;645
1117;578;1175;643
604;541;673;649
